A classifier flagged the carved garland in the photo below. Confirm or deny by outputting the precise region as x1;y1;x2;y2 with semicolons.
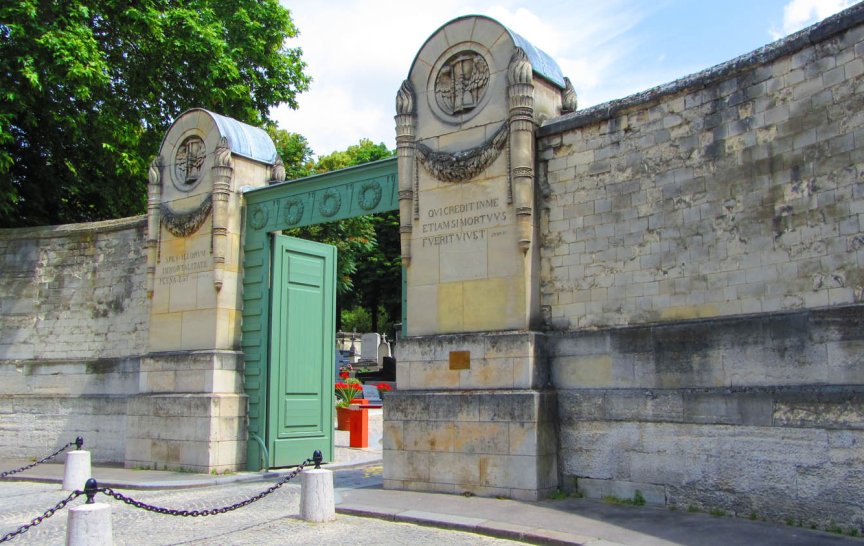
319;189;342;217
282;198;304;225
416;122;509;183
357;181;383;210
160;195;213;237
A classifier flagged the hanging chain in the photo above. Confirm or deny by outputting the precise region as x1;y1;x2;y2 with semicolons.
99;457;313;517
0;454;315;542
0;439;81;479
0;491;81;543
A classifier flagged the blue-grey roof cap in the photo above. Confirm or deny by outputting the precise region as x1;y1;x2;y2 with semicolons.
507;29;565;88
410;15;566;89
204;110;278;164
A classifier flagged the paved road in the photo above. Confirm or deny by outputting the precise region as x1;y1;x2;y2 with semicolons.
0;472;520;545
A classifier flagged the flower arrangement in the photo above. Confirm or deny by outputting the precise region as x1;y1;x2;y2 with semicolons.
375;383;393;397
335;378;362;407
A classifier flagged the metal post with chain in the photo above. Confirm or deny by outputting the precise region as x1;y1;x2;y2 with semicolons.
0;452;317;543
0;491;82;543
0;437;83;479
96;456;314;517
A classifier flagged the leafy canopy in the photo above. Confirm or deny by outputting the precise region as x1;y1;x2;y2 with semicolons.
0;0;310;227
278;138;399;332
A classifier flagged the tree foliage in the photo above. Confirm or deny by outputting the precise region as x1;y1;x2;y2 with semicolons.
0;0;310;227
266;127;315;181
278;138;398;332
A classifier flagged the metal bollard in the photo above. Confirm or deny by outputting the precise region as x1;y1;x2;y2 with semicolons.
300;451;335;522
66;479;112;546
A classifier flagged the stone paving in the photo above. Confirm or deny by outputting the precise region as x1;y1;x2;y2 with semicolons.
0;472;520;545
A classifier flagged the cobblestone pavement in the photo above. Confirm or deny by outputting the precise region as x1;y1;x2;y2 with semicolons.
0;468;521;545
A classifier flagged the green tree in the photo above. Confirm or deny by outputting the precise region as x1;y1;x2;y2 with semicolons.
267;127;315;180
312;139;392;174
277;138;397;332
0;0;310;227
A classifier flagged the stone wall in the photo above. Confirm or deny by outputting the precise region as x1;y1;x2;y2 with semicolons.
0;217;148;461
537;7;864;530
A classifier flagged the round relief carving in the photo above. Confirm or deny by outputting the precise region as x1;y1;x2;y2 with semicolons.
249;205;269;230
357;181;382;211
282;198;304;225
318;189;341;217
174;136;207;189
434;51;490;117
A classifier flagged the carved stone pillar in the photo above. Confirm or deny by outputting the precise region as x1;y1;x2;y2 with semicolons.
508;48;536;254
146;158;162;298
211;137;233;291
395;79;416;266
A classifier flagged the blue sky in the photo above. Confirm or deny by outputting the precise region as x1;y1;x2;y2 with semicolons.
273;0;856;157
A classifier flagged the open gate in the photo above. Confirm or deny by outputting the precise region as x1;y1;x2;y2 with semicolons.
241;157;399;469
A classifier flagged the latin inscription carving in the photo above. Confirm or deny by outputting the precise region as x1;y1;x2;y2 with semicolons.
420;198;508;248
158;250;211;285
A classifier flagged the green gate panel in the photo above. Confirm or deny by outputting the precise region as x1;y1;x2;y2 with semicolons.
268;235;335;466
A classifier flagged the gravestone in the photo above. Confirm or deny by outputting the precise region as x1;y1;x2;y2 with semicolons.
360;333;380;363
388;15;575;501
361;384;383;405
377;334;391;366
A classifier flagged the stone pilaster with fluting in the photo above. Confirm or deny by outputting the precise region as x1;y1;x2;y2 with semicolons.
146;158;162;298
395;79;416;266
508;48;536;254
211;137;233;292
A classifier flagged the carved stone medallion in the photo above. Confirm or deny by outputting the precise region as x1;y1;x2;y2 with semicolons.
174;136;206;190
435;52;490;116
428;44;494;123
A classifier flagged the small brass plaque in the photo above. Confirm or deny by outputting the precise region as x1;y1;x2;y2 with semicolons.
449;351;470;370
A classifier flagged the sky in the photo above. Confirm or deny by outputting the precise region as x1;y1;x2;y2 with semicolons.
272;0;857;158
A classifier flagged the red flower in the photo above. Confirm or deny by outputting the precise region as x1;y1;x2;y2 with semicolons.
339;371;349;379
376;383;393;392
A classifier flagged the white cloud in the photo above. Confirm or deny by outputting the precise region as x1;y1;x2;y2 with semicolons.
274;0;650;156
771;0;854;39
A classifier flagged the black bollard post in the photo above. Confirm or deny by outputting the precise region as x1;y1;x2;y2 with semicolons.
313;450;323;469
75;437;84;450
84;478;98;504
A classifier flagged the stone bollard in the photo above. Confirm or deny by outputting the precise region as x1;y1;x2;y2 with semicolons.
66;479;112;546
63;450;92;492
300;468;335;522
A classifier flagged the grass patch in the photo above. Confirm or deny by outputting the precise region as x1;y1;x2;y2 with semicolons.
602;490;646;506
548;489;569;500
687;505;700;513
709;508;726;517
826;521;844;535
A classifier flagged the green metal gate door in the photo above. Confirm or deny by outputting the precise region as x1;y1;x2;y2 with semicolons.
268;234;336;466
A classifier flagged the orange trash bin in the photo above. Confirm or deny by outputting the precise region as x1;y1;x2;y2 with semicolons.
348;404;369;448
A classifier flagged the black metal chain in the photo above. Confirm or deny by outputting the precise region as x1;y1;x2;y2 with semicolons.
0;452;316;542
99;457;313;517
0;490;82;543
0;438;83;479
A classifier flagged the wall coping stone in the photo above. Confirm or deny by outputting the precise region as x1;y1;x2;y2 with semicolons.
0;215;146;240
538;2;864;137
